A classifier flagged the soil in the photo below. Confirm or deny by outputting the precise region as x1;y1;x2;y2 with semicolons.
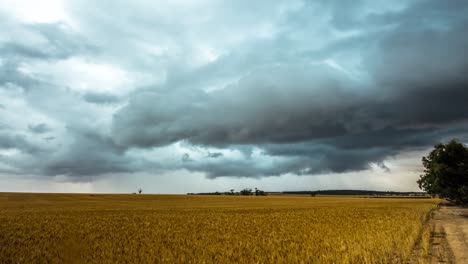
430;202;468;264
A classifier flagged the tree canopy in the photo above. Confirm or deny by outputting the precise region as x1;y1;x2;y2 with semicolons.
417;139;468;205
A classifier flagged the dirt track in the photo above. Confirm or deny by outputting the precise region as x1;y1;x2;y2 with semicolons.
430;203;468;264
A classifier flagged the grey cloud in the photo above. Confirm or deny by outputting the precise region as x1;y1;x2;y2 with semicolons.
0;15;97;93
42;129;138;177
375;162;390;173
0;22;96;61
181;153;193;163
0;122;9;130
0;132;42;155
0;59;40;90
28;123;51;134
0;126;150;178
83;92;120;104
207;152;223;158
0;13;128;178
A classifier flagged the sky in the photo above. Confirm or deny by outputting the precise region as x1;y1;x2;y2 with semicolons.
1;0;467;194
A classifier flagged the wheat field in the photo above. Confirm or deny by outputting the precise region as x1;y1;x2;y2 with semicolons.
0;193;437;263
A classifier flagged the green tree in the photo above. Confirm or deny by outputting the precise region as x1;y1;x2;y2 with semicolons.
417;139;468;205
240;188;252;196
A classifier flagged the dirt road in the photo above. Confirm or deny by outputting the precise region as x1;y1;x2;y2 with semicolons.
431;203;468;264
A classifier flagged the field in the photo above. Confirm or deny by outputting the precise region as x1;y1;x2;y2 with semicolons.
0;193;438;263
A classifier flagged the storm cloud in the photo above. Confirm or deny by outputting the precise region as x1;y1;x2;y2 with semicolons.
0;0;467;191
111;0;468;177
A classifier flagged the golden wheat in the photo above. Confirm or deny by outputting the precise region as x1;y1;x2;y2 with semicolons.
0;193;438;263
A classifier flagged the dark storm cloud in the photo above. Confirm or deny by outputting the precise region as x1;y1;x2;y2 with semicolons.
0;127;148;178
182;146;391;179
113;64;355;147
181;132;468;180
42;129;140;177
110;0;468;177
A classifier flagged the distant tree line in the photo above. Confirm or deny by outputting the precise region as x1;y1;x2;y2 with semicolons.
283;190;429;196
187;188;267;196
187;189;431;196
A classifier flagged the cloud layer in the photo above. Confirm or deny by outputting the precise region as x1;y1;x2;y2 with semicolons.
1;0;467;188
